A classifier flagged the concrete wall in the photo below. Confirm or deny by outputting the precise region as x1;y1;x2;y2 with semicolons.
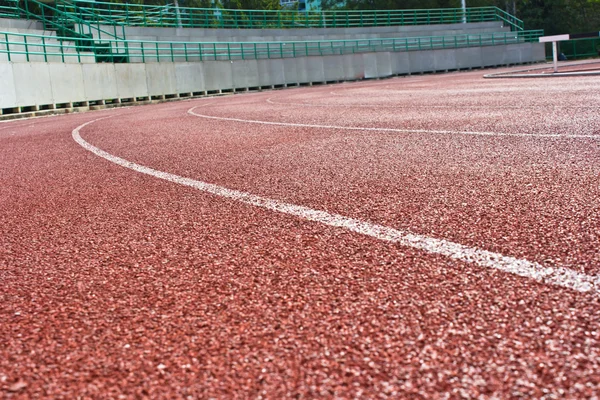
117;21;509;43
0;33;96;64
0;42;545;112
0;17;44;30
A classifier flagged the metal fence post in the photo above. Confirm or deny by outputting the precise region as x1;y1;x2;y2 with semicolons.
5;33;11;62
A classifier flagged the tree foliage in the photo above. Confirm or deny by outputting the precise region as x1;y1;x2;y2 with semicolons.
76;0;600;34
116;0;281;9
320;0;600;34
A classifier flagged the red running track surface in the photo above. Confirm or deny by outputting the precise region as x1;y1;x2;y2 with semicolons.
1;70;599;398
510;60;600;75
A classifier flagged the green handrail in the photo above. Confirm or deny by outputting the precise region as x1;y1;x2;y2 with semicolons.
17;0;125;41
492;7;524;31
1;29;544;64
66;1;524;32
0;0;20;19
55;1;126;30
0;30;96;62
547;37;600;60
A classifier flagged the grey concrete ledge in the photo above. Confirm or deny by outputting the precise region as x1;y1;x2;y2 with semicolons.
0;89;285;121
484;60;600;78
0;61;537;122
1;41;545;116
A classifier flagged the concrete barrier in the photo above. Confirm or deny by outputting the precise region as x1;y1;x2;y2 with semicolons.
123;25;509;46
305;57;326;83
481;43;532;66
323;55;345;81
257;58;286;87
175;62;206;94
409;50;436;73
0;62;16;109
82;63;119;102
146;62;178;96
119;22;508;43
115;64;149;99
0;17;43;30
232;59;260;89
456;47;483;69
364;52;393;79
0;41;545;115
48;63;86;104
342;53;366;80
390;52;411;75
531;42;546;62
12;63;52;107
433;49;458;71
284;56;306;85
203;61;233;92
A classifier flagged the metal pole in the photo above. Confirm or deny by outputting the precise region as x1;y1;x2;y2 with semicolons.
552;41;558;73
174;0;182;28
461;0;466;23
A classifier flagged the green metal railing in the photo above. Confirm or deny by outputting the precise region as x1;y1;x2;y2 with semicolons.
13;0;128;60
492;7;523;32
18;0;125;41
0;0;20;18
67;1;524;32
552;38;600;60
0;30;96;62
1;29;543;64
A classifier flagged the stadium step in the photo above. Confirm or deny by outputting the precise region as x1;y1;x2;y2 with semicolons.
8;0;129;63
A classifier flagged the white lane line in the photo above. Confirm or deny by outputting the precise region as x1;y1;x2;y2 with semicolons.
73;117;599;294
328;79;427;96
0;122;31;131
188;106;599;139
0;123;36;137
266;97;593;110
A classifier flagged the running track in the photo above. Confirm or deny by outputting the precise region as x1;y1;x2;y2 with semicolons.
1;70;599;398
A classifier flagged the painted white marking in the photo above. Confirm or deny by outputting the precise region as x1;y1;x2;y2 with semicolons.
0;121;33;130
539;34;570;43
189;107;599;139
328;79;427;96
73;117;600;294
265;97;587;110
0;123;37;136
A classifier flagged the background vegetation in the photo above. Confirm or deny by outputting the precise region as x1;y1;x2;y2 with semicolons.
0;0;598;34
105;0;599;34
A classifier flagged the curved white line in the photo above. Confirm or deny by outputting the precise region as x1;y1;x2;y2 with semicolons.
73;117;599;294
0;121;32;131
328;79;427;96
188;106;599;139
266;97;596;110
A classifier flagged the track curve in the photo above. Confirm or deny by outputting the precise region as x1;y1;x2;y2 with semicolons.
2;71;600;398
